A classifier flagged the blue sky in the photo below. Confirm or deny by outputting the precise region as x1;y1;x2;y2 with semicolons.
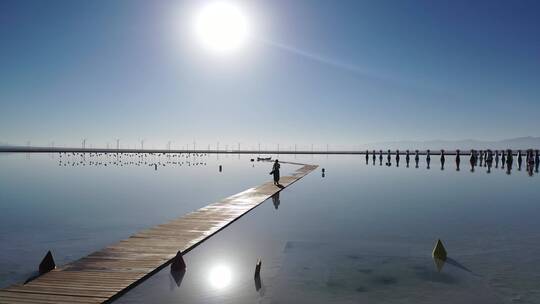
1;0;539;149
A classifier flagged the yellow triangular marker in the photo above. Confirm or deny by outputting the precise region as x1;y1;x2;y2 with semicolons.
432;239;447;261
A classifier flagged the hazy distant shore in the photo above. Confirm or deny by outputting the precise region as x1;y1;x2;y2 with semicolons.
1;146;538;156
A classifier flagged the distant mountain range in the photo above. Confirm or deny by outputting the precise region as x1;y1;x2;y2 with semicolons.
364;137;540;150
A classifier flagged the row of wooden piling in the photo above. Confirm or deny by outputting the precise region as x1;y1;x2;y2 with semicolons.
364;149;540;168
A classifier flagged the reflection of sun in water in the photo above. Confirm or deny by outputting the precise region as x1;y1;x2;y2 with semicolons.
209;265;232;289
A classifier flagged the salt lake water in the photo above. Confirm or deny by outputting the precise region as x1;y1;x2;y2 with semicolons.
1;152;539;303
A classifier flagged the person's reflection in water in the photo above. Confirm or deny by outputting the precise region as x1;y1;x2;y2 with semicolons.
470;150;476;172
426;149;431;169
455;149;461;171
396;150;400;167
440;149;445;170
506;149;513;175
415;150;419;168
272;192;280;210
379;150;383;166
495;150;499;168
372;150;376;165
501;151;506;169
386;150;391;166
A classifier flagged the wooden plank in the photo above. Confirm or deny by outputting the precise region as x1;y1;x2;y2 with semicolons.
0;163;317;304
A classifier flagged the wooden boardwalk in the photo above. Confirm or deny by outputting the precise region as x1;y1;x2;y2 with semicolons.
0;163;318;304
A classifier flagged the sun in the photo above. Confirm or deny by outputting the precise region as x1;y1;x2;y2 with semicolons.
194;1;250;54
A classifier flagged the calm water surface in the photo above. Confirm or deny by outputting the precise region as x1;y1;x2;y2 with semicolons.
1;153;539;303
0;152;293;287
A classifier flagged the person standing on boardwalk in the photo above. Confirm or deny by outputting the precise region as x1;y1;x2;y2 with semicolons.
270;159;281;185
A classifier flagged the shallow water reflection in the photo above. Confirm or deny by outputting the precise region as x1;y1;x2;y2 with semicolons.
208;264;233;290
113;154;540;304
1;153;539;303
0;152;293;287
272;242;501;304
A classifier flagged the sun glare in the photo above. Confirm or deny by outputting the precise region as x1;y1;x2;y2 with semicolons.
194;1;249;54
